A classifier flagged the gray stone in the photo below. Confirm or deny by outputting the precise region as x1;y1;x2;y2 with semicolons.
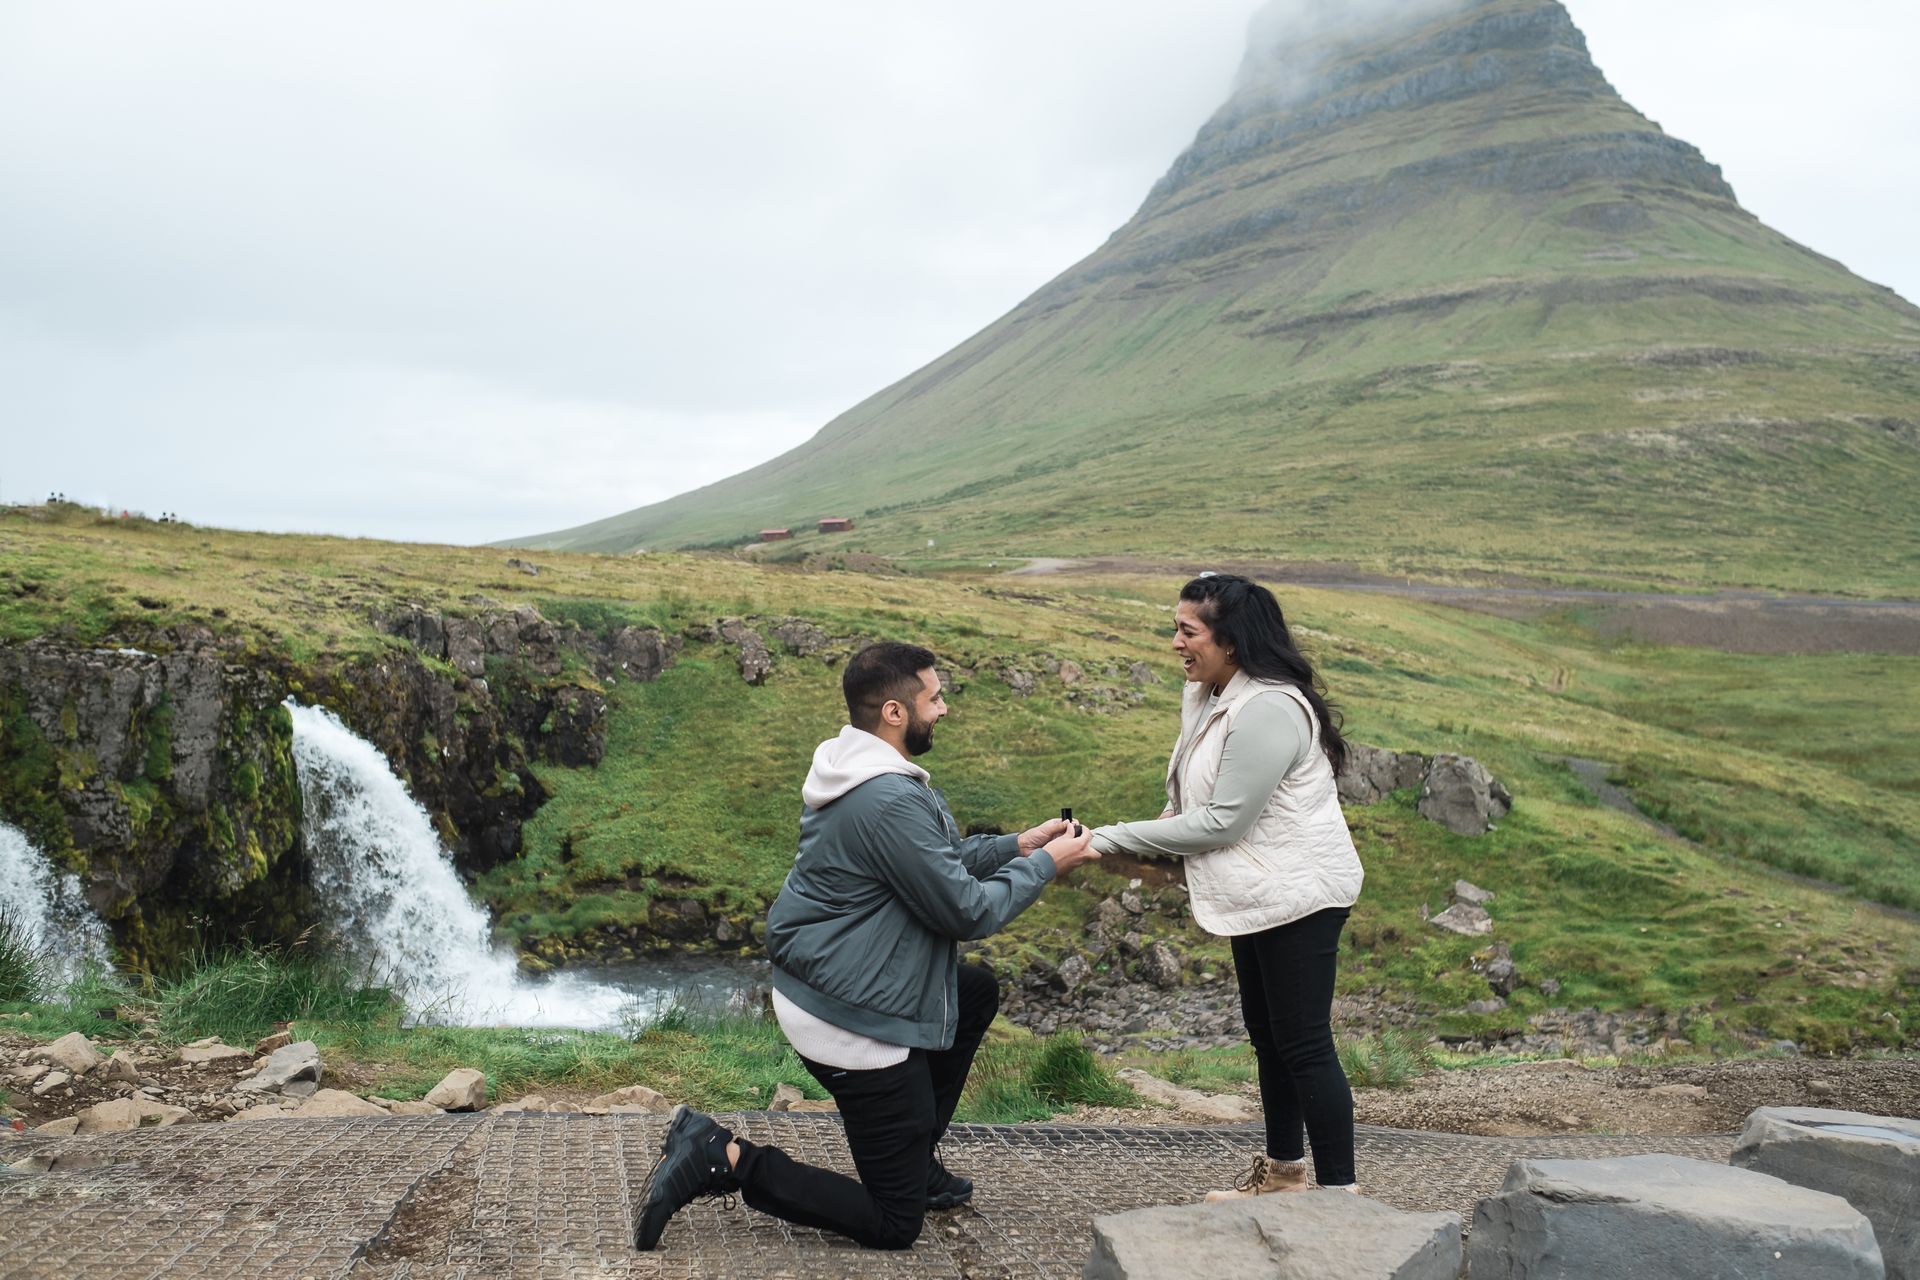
237;1040;322;1094
1453;879;1495;905
28;1032;101;1076
75;1097;196;1133
1429;903;1492;936
292;1089;388;1119
1057;660;1084;686
770;617;829;656
1468;1154;1882;1279
1733;1107;1920;1279
1337;742;1429;805
1113;1070;1257;1124
1052;954;1094;993
423;1068;488;1112
1127;661;1160;685
769;1083;805;1112
1417;754;1512;835
1086;1191;1461;1279
586;1084;670;1113
1139;942;1184;989
178;1041;250;1065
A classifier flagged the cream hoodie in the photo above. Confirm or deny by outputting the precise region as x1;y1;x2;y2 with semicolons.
802;724;929;808
776;724;924;1070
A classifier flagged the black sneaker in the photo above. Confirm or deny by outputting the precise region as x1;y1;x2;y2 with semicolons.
633;1105;739;1251
926;1157;973;1211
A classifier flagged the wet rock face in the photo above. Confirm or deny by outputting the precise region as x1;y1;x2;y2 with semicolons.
0;629;304;964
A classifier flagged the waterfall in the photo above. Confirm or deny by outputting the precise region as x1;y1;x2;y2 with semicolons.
0;820;111;990
287;702;632;1029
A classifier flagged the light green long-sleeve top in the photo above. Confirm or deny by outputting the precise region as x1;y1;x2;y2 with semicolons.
1091;692;1312;858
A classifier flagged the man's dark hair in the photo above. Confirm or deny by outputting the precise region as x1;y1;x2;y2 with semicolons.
843;641;938;731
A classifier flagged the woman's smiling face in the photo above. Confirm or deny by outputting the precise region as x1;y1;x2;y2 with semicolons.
1173;599;1236;689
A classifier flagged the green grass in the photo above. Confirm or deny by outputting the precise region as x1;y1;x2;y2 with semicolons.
1338;1030;1436;1090
0;908;47;1005
150;945;401;1046
513;0;1920;598
3;511;1918;1054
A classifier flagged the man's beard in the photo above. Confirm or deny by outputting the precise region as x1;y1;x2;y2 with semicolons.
904;711;936;757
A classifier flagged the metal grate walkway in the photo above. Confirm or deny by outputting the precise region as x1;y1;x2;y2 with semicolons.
0;1113;1736;1279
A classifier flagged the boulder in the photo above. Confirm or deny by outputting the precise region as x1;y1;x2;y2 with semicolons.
785;1099;838;1113
27;1032;102;1076
1453;880;1495;905
424;1068;488;1112
769;1083;806;1112
1337;743;1429;806
586;1084;670;1113
1114;1070;1257;1124
1732;1107;1920;1278
102;1050;141;1083
1086;1191;1461;1279
717;619;774;685
178;1041;250;1065
1417;754;1512;835
75;1097;196;1133
493;1095;549;1114
1139;942;1184;990
1428;903;1492;936
292;1089;389;1119
34;1116;81;1137
1057;660;1084;686
228;1103;297;1122
1051;954;1093;993
238;1040;322;1094
1467;1154;1882;1279
31;1070;70;1096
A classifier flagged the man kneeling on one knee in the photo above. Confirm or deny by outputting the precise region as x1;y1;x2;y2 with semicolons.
634;641;1099;1251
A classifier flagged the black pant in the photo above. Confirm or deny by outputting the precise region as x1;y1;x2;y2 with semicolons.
730;963;998;1250
1231;907;1355;1186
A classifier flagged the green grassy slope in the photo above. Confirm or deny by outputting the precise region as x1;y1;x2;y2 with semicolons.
7;509;1916;1049
520;0;1920;594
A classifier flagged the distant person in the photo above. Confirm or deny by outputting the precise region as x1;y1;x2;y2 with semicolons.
633;641;1099;1251
1091;574;1362;1198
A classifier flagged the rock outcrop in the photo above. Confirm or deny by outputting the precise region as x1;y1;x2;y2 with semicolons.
1468;1154;1882;1278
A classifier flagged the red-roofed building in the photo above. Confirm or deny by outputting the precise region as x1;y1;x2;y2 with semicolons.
818;517;854;533
759;528;792;542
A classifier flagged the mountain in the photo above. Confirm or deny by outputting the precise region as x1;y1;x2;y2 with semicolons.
519;0;1920;594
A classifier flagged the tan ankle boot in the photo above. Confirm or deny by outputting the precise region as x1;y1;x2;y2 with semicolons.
1203;1155;1311;1202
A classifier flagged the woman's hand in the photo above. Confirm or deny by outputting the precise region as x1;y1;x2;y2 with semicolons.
1042;825;1100;876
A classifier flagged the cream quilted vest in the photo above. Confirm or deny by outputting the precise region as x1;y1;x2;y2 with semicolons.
1166;672;1363;936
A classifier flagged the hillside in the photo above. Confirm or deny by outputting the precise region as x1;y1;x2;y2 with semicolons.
519;0;1920;595
4;506;1917;1053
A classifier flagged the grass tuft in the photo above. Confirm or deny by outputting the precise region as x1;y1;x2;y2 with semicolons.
152;945;399;1045
0;908;48;1004
1339;1029;1435;1090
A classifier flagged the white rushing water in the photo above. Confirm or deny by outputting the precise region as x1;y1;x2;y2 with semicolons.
287;701;633;1029
0;819;112;990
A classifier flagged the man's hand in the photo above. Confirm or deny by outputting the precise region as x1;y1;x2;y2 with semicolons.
1017;818;1073;854
1041;825;1099;876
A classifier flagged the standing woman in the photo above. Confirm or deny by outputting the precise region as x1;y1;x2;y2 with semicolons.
1090;573;1362;1196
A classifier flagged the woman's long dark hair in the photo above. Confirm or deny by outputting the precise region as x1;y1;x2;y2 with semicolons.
1180;574;1347;775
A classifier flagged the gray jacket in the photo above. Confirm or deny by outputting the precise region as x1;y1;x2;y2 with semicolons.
765;730;1055;1050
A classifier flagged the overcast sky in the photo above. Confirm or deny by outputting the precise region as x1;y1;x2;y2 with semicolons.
3;1;1915;546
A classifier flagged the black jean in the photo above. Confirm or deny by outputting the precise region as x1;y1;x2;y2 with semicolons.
1230;906;1355;1186
730;963;998;1250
